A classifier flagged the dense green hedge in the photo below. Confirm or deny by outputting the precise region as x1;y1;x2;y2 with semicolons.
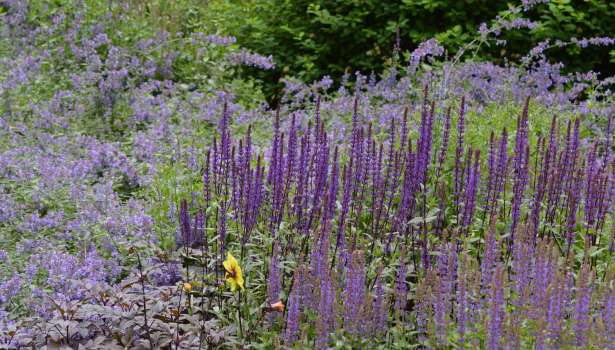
203;0;615;99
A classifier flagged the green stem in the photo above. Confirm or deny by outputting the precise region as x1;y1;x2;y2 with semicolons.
237;290;244;340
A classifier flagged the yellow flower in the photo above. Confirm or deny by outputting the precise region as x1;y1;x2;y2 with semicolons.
183;282;192;293
223;252;244;292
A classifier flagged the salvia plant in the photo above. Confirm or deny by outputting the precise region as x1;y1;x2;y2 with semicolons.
1;0;614;349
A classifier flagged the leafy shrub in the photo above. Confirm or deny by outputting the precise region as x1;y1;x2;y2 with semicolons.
214;0;615;97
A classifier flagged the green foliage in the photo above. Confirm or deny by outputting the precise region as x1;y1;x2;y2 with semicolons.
204;0;615;98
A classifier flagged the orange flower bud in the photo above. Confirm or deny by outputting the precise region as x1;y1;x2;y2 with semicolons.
270;301;285;313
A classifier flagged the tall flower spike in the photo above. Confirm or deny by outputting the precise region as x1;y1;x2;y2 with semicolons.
267;242;281;304
566;167;583;252
325;146;339;226
394;248;408;319
285;114;297;192
593;157;613;233
510;97;530;249
457;250;469;344
372;262;386;334
481;218;498;305
336;162;352;265
435;180;447;236
487;263;505;350
294;129;310;231
434;242;456;344
531;116;556;241
436;106;452;179
270;132;285;234
218;177;228;243
546;119;572;224
383;117;397;205
574;262;593;347
204;149;211;205
601;269;615;348
179;198;191;248
219;101;231;176
397;141;415;239
307;133;329;233
231;147;240;218
546;268;565;346
414;88;433;188
344;250;366;334
315;95;322;141
266;242;282;325
512;224;533;321
415;276;429;342
484;131;496;218
317;264;336;349
285;269;302;345
267;105;281;186
463;149;481;232
454;96;466;211
211;135;219;194
491;128;508;219
605;114;612;162
192;208;204;247
400;106;409;153
564;118;581;194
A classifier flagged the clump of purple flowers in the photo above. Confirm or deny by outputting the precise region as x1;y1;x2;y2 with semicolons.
169;88;614;348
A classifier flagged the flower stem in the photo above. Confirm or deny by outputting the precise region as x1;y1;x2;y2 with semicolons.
238;290;244;339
